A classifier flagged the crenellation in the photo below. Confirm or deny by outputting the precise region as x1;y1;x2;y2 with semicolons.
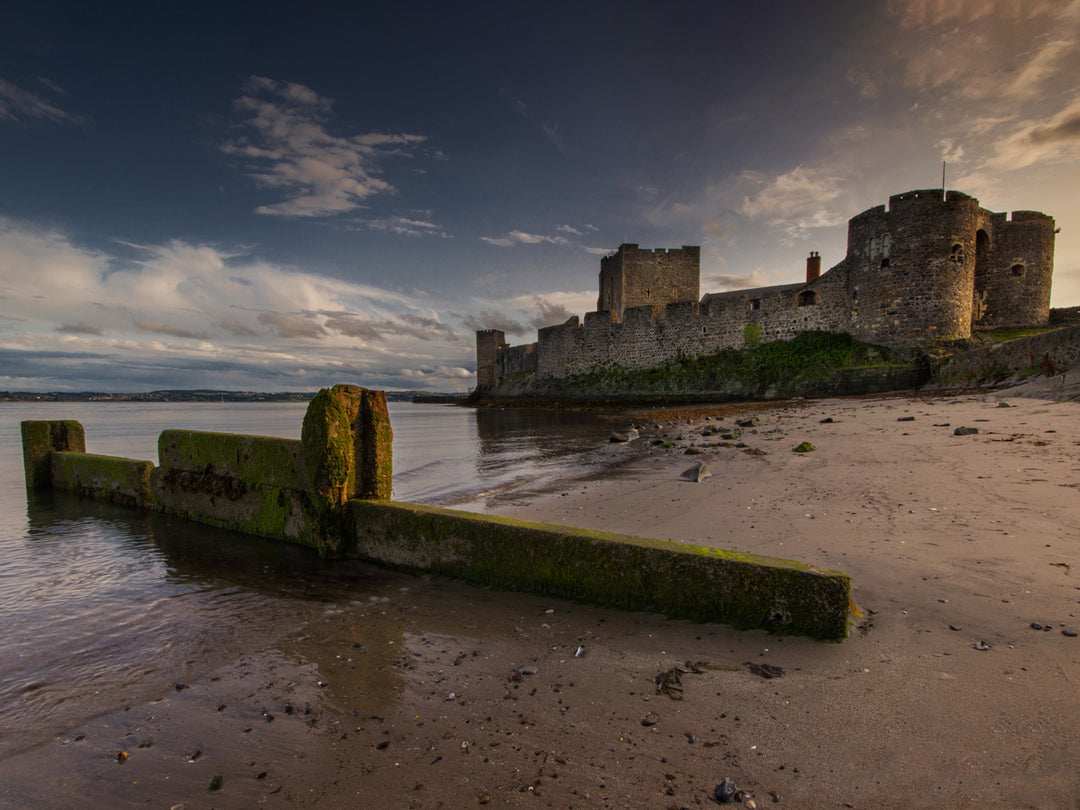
474;189;1057;391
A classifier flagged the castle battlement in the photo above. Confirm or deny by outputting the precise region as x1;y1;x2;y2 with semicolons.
477;190;1057;390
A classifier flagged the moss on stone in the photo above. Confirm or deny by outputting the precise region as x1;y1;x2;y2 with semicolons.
348;500;850;640
52;451;155;508
158;430;303;490
21;420;85;490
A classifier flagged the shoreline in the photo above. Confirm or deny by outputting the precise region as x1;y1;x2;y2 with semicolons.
2;388;1078;808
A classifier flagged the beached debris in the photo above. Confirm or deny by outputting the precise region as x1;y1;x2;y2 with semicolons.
744;661;784;679
792;441;815;453
654;660;711;699
897;415;915;421
971;640;992;651
680;462;711;482
609;428;639;442
715;778;738;803
954;426;979;436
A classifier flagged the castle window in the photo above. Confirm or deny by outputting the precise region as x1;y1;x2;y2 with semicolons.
880;257;890;269
702;326;708;336
950;243;965;266
748;298;761;311
1011;263;1025;277
798;290;817;306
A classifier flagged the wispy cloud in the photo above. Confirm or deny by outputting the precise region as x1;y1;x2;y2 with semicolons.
356;216;450;238
480;230;569;248
0;77;83;125
221;76;429;218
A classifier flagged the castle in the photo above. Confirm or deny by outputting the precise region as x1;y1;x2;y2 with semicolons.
476;189;1056;390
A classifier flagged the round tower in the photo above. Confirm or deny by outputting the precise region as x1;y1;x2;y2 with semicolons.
971;211;1056;330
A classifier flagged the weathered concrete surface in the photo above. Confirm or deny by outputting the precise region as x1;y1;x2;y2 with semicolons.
21;420;85;490
20;387;852;639
153;430;325;552
349;500;851;640
51;451;154;508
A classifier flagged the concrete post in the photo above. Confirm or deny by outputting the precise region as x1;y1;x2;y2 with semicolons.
21;420;86;490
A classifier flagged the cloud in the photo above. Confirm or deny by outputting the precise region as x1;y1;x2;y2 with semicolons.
257;311;326;339
357;216;450;237
524;296;574;328
480;230;569;248
0;77;83;125
458;310;529;336
0;216;478;391
135;319;207;339
222;76;428;218
982;96;1080;170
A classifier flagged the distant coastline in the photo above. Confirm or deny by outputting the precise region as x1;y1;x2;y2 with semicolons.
0;390;461;403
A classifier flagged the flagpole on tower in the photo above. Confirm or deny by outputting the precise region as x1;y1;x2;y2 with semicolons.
942;161;946;191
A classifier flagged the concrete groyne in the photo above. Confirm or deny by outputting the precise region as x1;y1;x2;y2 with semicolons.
21;384;851;640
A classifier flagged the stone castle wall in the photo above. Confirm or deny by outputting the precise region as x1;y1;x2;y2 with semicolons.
479;190;1057;388
598;244;700;318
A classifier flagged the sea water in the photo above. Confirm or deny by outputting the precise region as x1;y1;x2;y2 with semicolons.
0;401;621;758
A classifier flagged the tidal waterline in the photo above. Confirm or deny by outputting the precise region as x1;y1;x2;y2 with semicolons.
0;401;627;759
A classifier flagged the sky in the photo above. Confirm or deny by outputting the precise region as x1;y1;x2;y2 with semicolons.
2;0;1079;393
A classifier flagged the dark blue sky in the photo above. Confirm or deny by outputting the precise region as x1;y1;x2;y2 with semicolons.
2;0;1077;391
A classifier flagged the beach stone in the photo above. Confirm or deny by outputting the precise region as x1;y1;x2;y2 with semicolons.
1063;628;1078;637
998;401;1012;407
715;778;738;803
819;417;835;423
954;426;979;436
684;446;703;455
897;415;915;421
736;417;759;427
680;462;711;482
792;441;815;453
641;711;660;727
609;428;639;443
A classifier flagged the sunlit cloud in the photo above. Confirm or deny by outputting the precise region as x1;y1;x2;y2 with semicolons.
222;76;429;218
479;230;569;248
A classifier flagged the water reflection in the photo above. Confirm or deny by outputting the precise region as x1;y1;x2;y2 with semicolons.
1;490;402;758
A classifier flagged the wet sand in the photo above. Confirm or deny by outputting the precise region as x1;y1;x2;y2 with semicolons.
2;390;1079;809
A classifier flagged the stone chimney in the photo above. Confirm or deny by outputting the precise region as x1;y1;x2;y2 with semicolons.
806;251;821;283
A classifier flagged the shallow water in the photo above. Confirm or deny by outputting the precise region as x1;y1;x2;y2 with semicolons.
0;401;623;758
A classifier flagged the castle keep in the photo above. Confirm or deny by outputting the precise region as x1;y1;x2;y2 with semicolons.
476;189;1056;390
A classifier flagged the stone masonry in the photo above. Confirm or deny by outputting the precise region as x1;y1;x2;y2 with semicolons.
477;189;1056;388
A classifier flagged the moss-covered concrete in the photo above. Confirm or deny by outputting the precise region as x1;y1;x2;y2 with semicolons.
348;500;851;640
51;451;155;508
158;430;304;490
20;391;852;639
21;420;85;490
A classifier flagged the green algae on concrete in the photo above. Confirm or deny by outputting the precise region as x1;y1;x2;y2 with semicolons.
51;451;155;508
19;391;853;639
349;500;851;641
152;430;325;552
21;420;85;490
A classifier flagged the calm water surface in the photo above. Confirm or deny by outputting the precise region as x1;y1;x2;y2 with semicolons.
0;401;625;758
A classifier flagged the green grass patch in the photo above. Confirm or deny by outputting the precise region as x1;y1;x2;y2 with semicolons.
989;327;1051;343
566;331;900;394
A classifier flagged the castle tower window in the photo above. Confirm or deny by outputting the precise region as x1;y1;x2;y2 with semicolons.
798;290;817;306
748;298;761;311
701;326;708;335
950;243;965;266
1011;263;1025;277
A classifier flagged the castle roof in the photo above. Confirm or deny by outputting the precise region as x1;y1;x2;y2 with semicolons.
700;282;804;305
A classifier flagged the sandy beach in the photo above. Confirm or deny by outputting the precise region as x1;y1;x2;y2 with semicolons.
2;389;1078;809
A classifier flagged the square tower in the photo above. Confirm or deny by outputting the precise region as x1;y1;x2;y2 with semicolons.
598;244;700;320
